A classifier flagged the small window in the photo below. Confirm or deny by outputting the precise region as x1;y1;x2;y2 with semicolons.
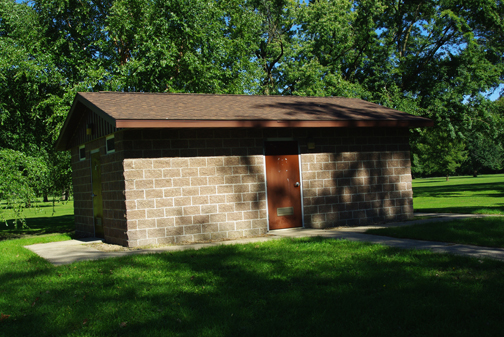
79;145;86;161
106;135;115;154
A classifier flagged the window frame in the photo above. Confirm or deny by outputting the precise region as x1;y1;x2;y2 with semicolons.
106;135;115;154
79;145;86;161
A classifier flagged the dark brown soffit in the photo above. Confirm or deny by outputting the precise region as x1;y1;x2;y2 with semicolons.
115;119;435;128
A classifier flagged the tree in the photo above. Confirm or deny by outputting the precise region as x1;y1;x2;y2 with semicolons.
0;149;47;226
413;128;467;180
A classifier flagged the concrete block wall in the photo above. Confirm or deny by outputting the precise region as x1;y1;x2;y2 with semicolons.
122;129;268;247
299;128;413;227
71;127;413;247
71;145;94;238
71;134;128;245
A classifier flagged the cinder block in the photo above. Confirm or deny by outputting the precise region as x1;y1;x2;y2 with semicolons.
217;185;234;194
193;215;210;224
181;168;199;177
137;199;155;209
144;169;163;179
127;210;146;220
134;159;153;169
172;177;191;187
165;207;183;217
157;237;175;245
148;228;165;238
174;196;192;207
145;189;163;199
128;229;147;240
166;226;184;236
154;178;172;188
164;188;181;198
171;158;189;168
190;158;207;167
211;232;228;240
175;216;193;226
183;205;201;216
174;235;194;243
228;231;244;239
191;177;208;186
184;224;202;235
210;213;226;222
153;159;171;168
202;223;219;233
147;208;164;219
218;204;234;213
201;204;217;214
210;195;226;204
219;223;236;231
200;186;217;195
123;170;144;180
199;167;216;176
162;168;181;178
155;198;173;208
157;218;174;228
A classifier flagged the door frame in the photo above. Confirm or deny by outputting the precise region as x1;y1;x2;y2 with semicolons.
263;138;305;231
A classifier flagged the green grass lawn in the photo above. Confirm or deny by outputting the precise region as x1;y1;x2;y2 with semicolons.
367;217;504;248
2;235;504;337
366;174;504;248
2;175;504;335
412;174;504;214
0;200;74;240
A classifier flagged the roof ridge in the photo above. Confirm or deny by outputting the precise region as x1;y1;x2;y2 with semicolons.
83;91;353;99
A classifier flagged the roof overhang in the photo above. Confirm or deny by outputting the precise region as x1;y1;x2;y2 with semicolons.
115;119;434;128
56;92;434;151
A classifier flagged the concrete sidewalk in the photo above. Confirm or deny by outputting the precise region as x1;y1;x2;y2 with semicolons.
25;213;504;266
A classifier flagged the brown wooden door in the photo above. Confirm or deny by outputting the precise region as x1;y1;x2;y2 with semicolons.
91;151;104;238
265;141;303;230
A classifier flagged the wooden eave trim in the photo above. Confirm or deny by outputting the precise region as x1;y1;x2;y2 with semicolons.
77;94;117;126
55;94;118;151
115;119;434;128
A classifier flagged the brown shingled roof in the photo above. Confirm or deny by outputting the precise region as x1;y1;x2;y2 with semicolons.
77;92;431;123
56;92;433;150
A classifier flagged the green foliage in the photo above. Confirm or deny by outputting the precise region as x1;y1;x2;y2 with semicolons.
0;149;46;226
413;128;467;178
1;0;504;212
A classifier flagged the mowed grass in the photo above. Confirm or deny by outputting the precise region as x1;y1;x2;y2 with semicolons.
412;174;504;214
0;200;74;240
367;217;504;248
2;235;504;337
366;174;504;247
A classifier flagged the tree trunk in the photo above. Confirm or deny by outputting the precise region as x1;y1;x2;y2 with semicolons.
473;170;478;177
43;194;49;202
446;175;449;181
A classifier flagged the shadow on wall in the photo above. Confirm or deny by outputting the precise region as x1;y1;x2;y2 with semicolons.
119;126;412;237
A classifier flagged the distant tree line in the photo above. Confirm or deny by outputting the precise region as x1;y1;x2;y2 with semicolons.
1;0;503;212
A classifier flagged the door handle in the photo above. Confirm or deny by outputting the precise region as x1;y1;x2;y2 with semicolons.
294;182;300;187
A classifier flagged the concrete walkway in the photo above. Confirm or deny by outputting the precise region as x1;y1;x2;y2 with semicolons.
25;213;504;266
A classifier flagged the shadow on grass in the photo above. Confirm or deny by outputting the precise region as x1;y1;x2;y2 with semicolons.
3;237;504;336
418;206;504;214
0;214;75;240
413;182;504;199
367;217;504;248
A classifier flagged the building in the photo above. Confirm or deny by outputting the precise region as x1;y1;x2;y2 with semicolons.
56;92;433;247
